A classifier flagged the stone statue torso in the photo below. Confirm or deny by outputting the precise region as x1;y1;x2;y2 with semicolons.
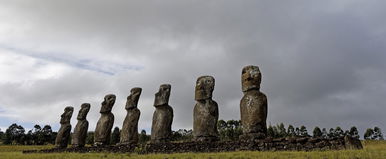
193;100;219;139
55;123;71;148
95;112;114;144
72;120;89;147
120;108;140;144
240;90;267;134
151;105;173;142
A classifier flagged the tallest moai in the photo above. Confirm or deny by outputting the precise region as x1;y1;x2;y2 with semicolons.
240;65;268;140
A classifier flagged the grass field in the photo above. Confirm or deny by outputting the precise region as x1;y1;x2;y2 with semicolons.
0;141;385;159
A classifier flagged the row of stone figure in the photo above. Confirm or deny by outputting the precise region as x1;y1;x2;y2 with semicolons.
55;65;268;148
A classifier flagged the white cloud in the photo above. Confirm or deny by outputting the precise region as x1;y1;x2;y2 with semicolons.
0;49;71;83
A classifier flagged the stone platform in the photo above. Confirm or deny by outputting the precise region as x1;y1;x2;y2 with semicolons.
23;136;362;154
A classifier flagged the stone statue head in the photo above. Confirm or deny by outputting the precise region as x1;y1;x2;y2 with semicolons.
77;103;91;120
100;94;116;113
242;65;261;92
195;76;215;101
126;87;142;109
60;106;74;124
154;84;171;106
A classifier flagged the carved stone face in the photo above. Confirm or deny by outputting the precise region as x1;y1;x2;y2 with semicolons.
154;84;171;106
126;87;142;109
77;103;91;120
60;106;74;124
242;65;261;92
195;76;215;101
100;94;116;113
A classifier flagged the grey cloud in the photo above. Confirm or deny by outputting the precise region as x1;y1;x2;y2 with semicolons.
0;0;385;136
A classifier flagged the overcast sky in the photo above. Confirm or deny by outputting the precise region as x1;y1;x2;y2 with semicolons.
0;1;385;136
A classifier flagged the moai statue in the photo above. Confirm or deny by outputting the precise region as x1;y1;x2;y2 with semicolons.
72;103;91;148
240;65;268;140
193;76;219;142
94;94;116;146
151;84;173;143
55;106;74;148
119;87;142;145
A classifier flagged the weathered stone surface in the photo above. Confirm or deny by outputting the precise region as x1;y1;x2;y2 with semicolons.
240;65;268;140
72;103;91;148
24;136;362;154
151;84;173;143
55;106;74;148
120;87;142;145
94;94;116;146
193;76;219;142
142;136;358;153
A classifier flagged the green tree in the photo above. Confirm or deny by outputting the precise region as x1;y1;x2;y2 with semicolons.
328;128;335;138
287;125;295;137
312;127;322;138
277;123;287;138
349;126;359;139
217;119;242;141
138;129;150;144
51;132;58;144
267;125;275;138
86;132;94;145
171;130;182;141
299;126;308;137
373;127;384;140
32;125;45;145
321;128;328;139
0;128;4;143
110;127;120;145
171;129;193;141
334;127;344;138
25;130;33;145
227;120;242;140
364;128;374;140
4;123;25;145
41;125;53;144
295;127;300;136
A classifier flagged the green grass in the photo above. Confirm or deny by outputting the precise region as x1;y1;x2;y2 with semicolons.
0;141;385;159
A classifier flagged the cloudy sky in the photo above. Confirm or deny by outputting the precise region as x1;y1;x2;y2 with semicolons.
0;0;385;136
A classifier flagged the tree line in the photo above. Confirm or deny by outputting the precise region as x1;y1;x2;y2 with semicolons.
0;121;383;145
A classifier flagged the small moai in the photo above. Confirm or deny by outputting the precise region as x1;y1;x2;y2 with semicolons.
193;76;219;142
94;94;116;146
151;84;174;143
119;87;142;145
72;103;91;148
55;106;74;148
240;65;268;140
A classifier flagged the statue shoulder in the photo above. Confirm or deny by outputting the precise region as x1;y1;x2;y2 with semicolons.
259;91;267;98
